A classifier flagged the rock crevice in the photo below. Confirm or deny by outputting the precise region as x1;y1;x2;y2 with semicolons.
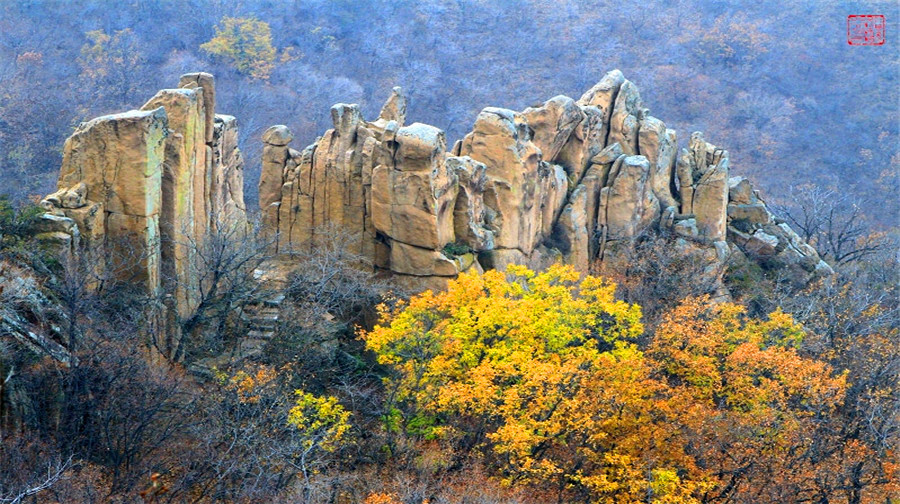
263;69;831;292
40;73;248;359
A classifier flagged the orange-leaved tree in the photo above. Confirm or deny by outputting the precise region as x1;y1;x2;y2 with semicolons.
365;266;854;504
648;296;849;503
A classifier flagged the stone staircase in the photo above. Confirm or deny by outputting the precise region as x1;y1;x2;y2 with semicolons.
237;293;284;358
188;258;295;378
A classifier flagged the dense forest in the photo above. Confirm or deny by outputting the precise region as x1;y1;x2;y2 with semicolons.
0;1;898;503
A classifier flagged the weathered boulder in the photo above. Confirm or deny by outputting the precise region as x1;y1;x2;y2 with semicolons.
553;185;590;271
211;115;247;226
41;182;87;211
728;203;770;225
604;155;656;240
555;105;607;184
372;123;457;251
178;72;215;143
607;80;643;155
56;107;167;292
728;176;755;204
61;201;104;245
59;108;167;220
638;116;678;209
142;87;208;242
448;156;494;251
577;69;625;118
259;125;291;236
33;214;78;237
262;124;293;146
376;86;407;126
723;176;832;281
459;107;547;254
736;229;780;257
674;218;699;238
678;132;729;241
389;241;458;277
522;95;584;168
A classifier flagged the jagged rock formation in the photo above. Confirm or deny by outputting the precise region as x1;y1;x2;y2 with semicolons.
262;69;832;293
39;73;248;358
726;176;834;282
258;97;487;291
32;70;832;360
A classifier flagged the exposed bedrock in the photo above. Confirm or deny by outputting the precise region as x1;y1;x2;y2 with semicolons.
262;69;830;293
35;69;829;326
40;72;248;359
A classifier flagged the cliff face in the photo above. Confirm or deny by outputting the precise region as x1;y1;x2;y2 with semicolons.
38;73;247;358
37;70;831;349
261;69;833;292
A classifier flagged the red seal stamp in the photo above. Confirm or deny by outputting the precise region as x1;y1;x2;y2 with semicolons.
847;15;885;46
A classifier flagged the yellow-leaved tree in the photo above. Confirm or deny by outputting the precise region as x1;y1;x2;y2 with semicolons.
200;17;276;80
78;28;146;107
365;266;851;504
288;390;352;501
365;265;701;503
648;297;849;503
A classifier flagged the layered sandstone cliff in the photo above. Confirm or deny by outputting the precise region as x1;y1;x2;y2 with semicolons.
262;69;832;292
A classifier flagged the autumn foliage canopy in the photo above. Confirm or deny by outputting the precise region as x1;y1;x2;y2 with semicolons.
365;265;894;503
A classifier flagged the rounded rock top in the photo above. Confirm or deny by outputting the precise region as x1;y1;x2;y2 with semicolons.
263;125;293;146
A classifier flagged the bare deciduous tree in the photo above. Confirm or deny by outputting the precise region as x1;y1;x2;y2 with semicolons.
772;185;888;265
166;215;276;361
259;225;400;393
594;232;727;328
284;225;395;326
0;438;71;504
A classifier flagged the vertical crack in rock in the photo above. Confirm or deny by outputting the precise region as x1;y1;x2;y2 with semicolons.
38;70;832;324
39;73;247;360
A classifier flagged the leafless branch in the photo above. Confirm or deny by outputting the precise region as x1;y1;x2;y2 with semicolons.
0;455;71;504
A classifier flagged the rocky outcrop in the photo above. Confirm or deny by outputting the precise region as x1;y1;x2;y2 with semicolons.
725;176;833;281
49;108;168;291
35;69;829;325
262;70;830;293
1;261;78;367
39;73;248;359
678;132;729;241
17;69;834;372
